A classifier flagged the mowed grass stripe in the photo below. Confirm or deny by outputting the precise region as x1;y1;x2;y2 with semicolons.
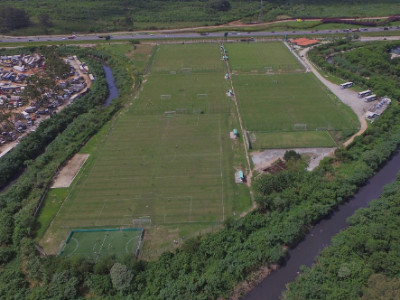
225;42;304;73
251;131;337;149
53;113;228;230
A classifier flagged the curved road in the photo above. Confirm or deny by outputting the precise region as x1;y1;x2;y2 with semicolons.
1;26;400;44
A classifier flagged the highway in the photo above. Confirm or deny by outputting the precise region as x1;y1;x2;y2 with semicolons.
1;25;400;44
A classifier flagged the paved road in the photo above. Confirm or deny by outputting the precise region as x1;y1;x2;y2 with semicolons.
1;26;400;44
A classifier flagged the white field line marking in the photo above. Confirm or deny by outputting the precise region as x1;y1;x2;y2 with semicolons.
326;130;338;147
97;233;108;261
218;119;224;221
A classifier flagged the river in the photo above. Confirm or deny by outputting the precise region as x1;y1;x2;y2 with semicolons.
103;65;119;106
244;149;400;300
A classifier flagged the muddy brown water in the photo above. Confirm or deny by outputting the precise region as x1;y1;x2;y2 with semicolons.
244;149;400;300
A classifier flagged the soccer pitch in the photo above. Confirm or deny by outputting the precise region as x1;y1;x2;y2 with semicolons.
60;229;143;261
150;43;225;74
225;42;305;74
228;43;359;149
41;44;251;256
132;73;231;115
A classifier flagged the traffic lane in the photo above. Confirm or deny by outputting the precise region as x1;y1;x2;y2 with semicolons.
1;26;399;43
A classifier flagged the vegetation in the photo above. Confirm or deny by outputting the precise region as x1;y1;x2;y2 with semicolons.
284;175;400;299
309;40;400;99
0;6;30;32
279;39;400;299
1;0;400;35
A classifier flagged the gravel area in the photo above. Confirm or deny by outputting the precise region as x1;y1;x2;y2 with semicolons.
51;154;89;188
252;147;335;171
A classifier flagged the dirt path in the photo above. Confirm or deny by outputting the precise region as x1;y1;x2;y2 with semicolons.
223;45;256;209
51;154;89;188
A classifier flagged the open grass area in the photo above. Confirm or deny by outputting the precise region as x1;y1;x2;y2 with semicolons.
225;42;304;73
133;73;231;115
228;42;359;149
233;73;358;133
40;43;251;257
60;229;143;261
250;131;336;149
150;44;225;74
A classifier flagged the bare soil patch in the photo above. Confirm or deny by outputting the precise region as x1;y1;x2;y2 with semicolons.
51;154;89;188
252;147;336;172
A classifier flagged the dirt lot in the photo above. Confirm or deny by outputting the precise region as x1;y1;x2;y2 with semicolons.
51;154;89;188
252;147;336;172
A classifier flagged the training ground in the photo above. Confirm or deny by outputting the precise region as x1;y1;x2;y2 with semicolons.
59;228;143;261
39;42;358;259
40;43;251;258
226;42;359;149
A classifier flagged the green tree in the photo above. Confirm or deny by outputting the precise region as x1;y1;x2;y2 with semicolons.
110;263;133;292
210;0;231;12
39;13;53;27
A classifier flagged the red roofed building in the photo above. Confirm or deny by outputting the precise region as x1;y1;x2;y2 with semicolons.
289;38;319;46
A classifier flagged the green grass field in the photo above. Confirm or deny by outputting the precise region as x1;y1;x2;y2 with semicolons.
133;73;231;115
233;73;358;132
227;43;359;148
40;43;251;257
225;42;304;74
60;229;142;261
150;44;225;74
250;131;337;149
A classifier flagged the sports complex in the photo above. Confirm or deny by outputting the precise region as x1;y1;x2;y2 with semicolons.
39;41;359;260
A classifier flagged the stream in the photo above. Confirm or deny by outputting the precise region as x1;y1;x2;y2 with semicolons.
103;65;119;106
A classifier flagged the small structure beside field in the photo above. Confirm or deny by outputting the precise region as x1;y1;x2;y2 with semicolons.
230;128;239;140
289;38;319;47
235;170;245;183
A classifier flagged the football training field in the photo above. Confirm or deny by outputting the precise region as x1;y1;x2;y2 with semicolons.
40;44;251;258
225;42;359;149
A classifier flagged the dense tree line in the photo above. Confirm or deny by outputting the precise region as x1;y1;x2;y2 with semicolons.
2;0;400;34
0;6;30;33
280;39;400;300
309;40;400;99
2;41;400;299
284;175;400;299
